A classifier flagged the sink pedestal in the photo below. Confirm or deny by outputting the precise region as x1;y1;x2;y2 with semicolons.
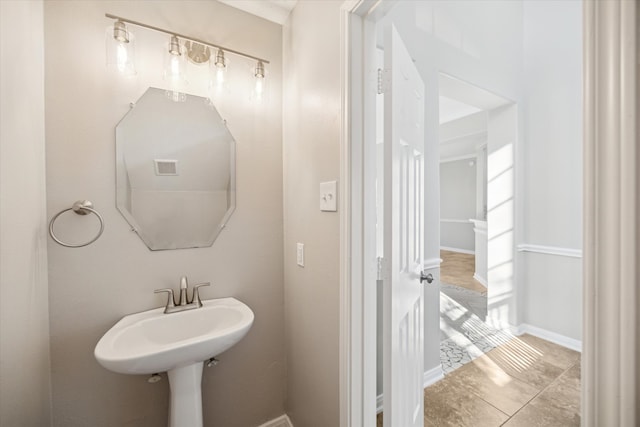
167;362;204;427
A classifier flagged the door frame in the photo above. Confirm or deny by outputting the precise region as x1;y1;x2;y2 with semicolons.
340;1;638;427
339;1;384;426
582;1;638;425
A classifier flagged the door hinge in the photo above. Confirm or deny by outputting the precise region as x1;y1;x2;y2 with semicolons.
377;68;390;94
377;256;385;281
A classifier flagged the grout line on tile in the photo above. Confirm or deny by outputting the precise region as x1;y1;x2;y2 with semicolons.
496;360;581;426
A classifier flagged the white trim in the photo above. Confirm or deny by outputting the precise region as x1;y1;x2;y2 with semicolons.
375;365;444;414
439;154;477;164
511;323;582;353
340;3;355;427
469;219;487;226
423;365;445;388
217;0;295;25
440;218;474;224
516;243;582;258
440;246;474;255
439;130;487;145
583;1;638;425
423;257;443;270
340;2;379;427
256;414;294;427
472;273;488;288
470;219;487;235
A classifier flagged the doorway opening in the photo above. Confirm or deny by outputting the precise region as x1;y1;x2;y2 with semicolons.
437;73;517;374
359;1;584;426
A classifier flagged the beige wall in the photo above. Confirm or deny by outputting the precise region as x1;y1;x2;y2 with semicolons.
0;1;52;426
283;1;342;426
44;2;284;426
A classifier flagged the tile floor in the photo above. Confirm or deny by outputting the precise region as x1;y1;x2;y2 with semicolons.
425;334;581;426
378;335;581;426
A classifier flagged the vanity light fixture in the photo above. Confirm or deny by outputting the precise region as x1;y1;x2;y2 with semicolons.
168;35;181;56
164;35;188;102
254;60;265;79
214;49;227;69
113;20;129;43
252;60;266;101
210;49;228;90
105;13;270;101
105;20;136;76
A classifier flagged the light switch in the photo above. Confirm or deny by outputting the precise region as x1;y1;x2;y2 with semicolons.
320;181;338;212
296;243;304;267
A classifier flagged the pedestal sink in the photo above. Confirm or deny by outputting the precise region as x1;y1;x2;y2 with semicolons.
94;297;254;427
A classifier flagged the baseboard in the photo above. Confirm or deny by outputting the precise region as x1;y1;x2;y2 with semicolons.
376;365;444;414
472;273;488;288
440;246;475;255
423;257;443;270
511;323;582;353
423;364;444;387
257;414;293;427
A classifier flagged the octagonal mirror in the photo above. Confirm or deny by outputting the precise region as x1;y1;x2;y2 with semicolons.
116;87;236;250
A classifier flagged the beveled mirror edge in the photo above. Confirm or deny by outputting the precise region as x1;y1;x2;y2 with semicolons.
114;87;238;251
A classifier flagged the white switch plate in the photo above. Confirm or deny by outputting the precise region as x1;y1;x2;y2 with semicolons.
296;243;304;267
320;181;338;212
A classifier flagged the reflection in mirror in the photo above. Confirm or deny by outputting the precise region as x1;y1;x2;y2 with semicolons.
116;87;236;250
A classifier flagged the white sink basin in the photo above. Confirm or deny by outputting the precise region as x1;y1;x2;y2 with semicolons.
95;297;254;375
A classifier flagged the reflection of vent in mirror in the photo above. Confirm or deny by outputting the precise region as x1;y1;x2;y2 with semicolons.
154;159;178;176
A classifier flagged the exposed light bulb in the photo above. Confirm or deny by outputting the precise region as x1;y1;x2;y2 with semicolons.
170;55;181;77
163;36;187;102
116;43;128;72
255;78;264;96
251;60;266;102
216;67;225;85
106;23;136;76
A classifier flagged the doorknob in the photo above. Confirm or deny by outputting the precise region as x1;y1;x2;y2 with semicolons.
420;272;434;284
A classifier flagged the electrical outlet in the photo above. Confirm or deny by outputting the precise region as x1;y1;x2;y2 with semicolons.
296;243;304;267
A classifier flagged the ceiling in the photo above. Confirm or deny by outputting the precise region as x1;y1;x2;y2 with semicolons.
217;0;297;25
438;73;512;124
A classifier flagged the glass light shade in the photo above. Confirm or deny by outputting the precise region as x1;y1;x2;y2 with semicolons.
163;38;188;102
207;50;228;101
251;62;267;102
164;43;187;82
105;26;136;76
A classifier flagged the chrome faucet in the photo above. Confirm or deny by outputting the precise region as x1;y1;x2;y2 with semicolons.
155;276;210;314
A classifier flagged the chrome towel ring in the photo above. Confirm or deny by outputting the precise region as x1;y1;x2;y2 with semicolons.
49;200;104;248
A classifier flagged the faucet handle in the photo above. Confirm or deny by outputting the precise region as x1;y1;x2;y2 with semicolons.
190;282;210;307
154;288;176;312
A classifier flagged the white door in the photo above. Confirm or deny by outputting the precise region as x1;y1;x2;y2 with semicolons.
383;24;425;427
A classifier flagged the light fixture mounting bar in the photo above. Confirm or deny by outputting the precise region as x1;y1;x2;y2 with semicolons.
105;13;270;64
